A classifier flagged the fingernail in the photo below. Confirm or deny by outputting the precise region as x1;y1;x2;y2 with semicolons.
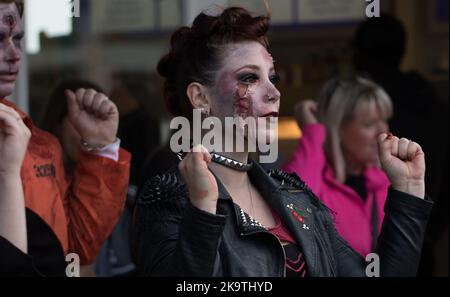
387;133;393;140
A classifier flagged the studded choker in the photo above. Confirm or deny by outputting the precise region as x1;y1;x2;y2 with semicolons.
176;151;253;172
210;152;253;172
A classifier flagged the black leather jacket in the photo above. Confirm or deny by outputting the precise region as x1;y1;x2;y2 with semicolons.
132;162;433;277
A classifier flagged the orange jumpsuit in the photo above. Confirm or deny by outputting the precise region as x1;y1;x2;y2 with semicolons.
0;99;131;271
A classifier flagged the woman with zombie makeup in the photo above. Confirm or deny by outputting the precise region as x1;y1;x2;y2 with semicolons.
132;7;433;277
283;77;394;257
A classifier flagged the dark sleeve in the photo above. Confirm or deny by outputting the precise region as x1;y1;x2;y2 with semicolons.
331;187;433;277
376;187;433;276
131;177;227;277
0;236;41;276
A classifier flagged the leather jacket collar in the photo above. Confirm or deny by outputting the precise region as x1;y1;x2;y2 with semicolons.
213;161;322;276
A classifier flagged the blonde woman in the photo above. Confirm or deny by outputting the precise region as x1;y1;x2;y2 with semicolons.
283;77;396;257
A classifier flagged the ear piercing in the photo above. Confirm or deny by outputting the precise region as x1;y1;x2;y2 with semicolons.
200;107;210;116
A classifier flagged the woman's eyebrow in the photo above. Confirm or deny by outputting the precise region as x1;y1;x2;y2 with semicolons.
234;65;275;73
234;65;260;73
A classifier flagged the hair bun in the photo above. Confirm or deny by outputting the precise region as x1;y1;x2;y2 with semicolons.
157;27;195;79
190;7;269;44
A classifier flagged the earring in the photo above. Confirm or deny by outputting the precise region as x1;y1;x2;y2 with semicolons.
201;108;210;116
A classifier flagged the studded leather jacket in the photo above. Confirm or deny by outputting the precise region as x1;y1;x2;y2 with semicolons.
131;162;433;277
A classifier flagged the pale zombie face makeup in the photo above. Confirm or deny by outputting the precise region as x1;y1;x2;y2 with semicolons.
211;42;280;144
232;47;280;119
0;4;23;98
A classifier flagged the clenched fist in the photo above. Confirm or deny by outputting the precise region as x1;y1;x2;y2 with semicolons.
377;133;426;199
179;145;219;214
0;103;31;176
66;88;119;147
294;100;318;128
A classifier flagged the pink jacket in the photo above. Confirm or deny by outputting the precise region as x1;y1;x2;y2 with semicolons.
283;124;390;257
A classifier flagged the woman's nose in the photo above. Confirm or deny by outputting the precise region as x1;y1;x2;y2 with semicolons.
265;84;280;103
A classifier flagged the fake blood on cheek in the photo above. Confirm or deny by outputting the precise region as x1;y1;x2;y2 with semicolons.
234;83;255;118
216;70;255;119
217;70;274;119
233;83;276;119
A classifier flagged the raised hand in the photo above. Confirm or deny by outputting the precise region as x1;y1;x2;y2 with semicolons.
294;100;318;128
66;89;119;147
377;133;426;199
178;145;219;214
0;103;31;176
0;103;29;253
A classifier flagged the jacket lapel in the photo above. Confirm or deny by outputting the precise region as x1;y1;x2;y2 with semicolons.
212;170;266;235
248;163;318;276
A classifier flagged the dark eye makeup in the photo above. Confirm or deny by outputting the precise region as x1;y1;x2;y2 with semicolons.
270;74;281;84
237;72;280;85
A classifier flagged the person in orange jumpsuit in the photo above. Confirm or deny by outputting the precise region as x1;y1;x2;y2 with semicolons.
0;0;131;276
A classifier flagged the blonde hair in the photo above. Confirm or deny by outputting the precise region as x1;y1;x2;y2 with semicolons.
317;76;393;182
